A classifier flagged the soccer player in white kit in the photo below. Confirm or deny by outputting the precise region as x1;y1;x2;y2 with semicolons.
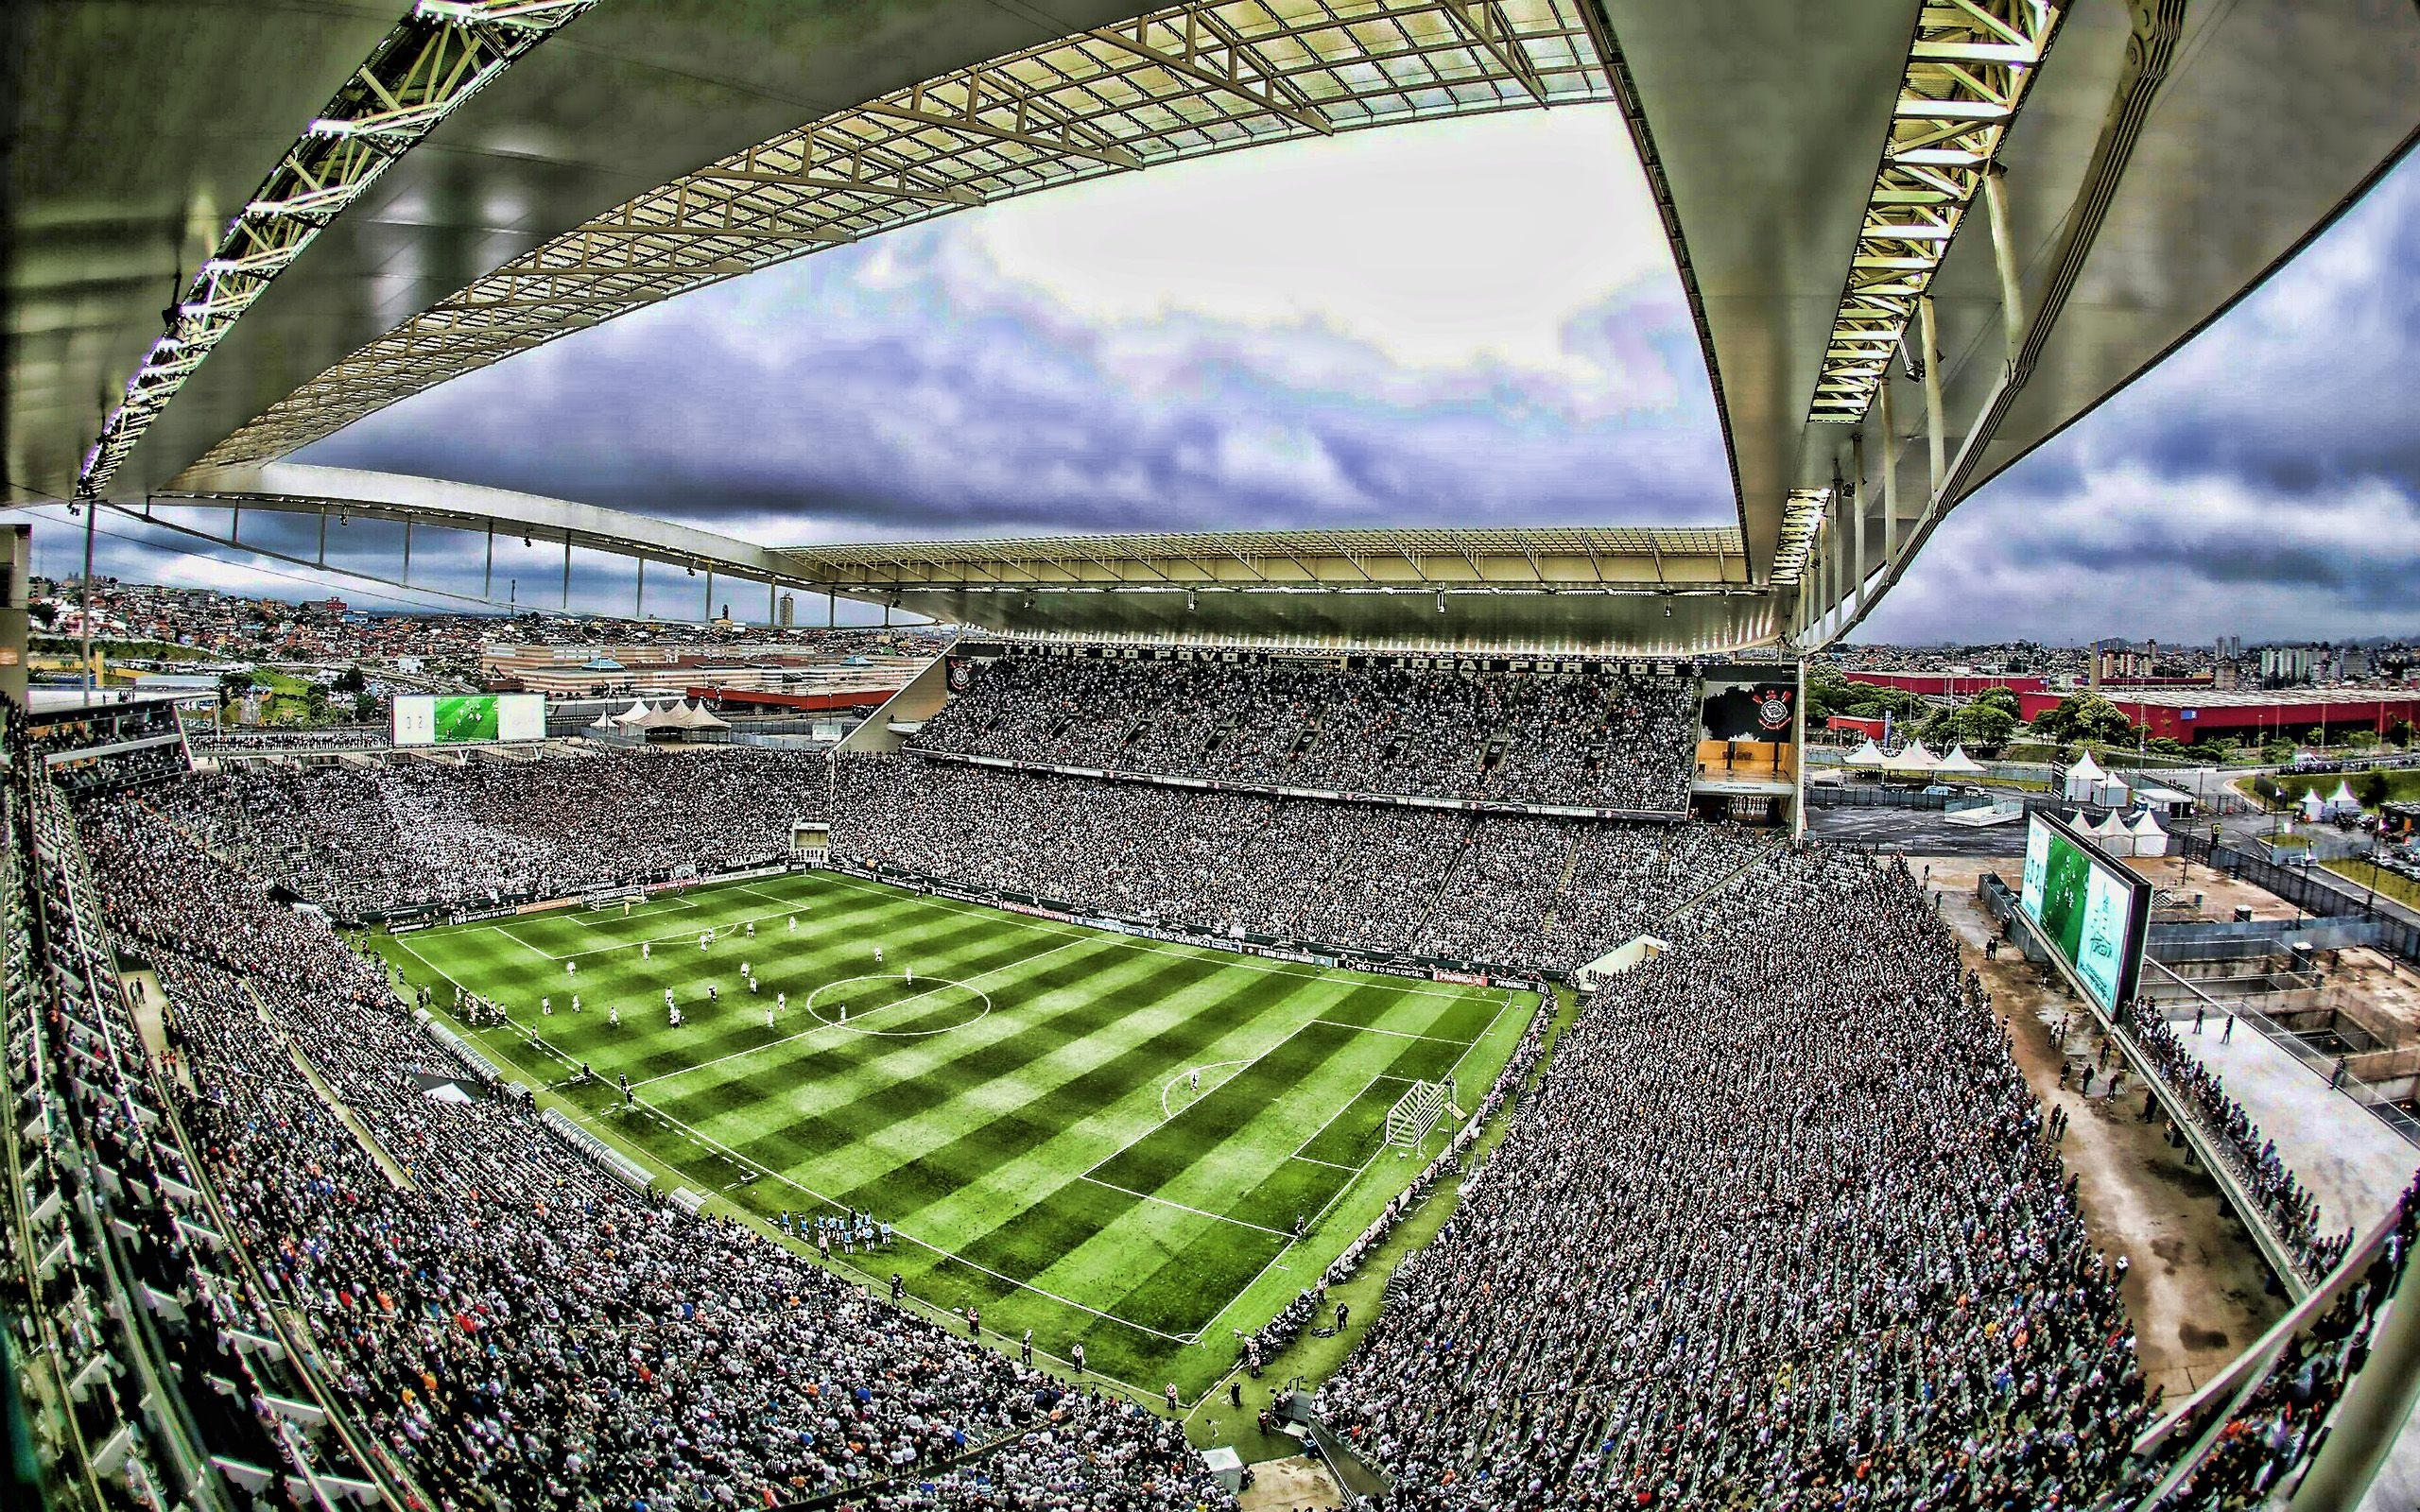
566;960;577;978
571;994;580;1014
766;1003;775;1029
874;945;884;964
542;996;552;1016
904;965;912;985
642;941;651;960
609;1003;620;1026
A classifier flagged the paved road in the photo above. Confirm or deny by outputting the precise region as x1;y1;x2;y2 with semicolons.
1807;806;2030;860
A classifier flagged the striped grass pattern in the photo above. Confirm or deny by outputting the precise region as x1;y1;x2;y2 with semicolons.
372;869;1529;1397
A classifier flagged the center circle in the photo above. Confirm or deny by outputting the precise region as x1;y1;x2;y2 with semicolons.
804;974;992;1037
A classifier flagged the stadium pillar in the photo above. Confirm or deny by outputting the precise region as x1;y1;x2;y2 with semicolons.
1879;379;1900;564
79;493;96;694
1981;165;2027;369
702;568;712;624
561;538;571;610
0;523;28;705
634;556;645;617
1850;447;1866;620
1918;296;1945;497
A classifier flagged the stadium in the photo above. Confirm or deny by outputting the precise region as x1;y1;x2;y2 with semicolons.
7;5;2420;1512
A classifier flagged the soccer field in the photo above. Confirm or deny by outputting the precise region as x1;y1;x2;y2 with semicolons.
372;869;1530;1398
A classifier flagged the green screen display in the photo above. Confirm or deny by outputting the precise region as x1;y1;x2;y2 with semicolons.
391;694;546;747
2018;816;2142;1012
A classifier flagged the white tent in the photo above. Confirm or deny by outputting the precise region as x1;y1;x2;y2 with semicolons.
1882;741;1941;775
2325;780;2361;816
2061;752;2109;802
2297;790;2325;823
1935;746;1985;776
1843;739;1888;768
665;700;730;733
2090;811;2131;841
2128;810;2169;857
612;698;652;726
630;701;680;730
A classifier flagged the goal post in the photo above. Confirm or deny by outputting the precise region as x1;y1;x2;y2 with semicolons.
584;885;644;911
1384;1075;1455;1152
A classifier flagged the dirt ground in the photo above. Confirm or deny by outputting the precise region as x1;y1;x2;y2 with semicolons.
1918;857;2290;1404
1235;1454;1343;1511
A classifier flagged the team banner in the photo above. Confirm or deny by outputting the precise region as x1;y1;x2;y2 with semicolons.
1700;682;1796;743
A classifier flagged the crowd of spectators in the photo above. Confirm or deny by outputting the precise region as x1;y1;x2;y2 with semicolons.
912;656;1699;812
148;746;828;917
833;756;1764;973
69;793;1228;1511
2120;1001;2356;1282
1319;848;2155;1509
189;724;389;751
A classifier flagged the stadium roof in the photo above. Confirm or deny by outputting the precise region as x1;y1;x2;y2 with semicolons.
12;1;2420;650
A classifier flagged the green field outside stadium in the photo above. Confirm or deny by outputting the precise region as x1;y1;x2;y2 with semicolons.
370;870;1530;1398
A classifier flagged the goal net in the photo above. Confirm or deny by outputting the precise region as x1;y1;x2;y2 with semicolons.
585;885;645;911
1384;1076;1454;1151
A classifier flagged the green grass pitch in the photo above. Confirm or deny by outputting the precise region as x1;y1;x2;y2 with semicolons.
371;869;1532;1399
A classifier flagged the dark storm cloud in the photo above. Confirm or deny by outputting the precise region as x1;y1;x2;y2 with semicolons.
301;225;1732;547
1858;148;2420;644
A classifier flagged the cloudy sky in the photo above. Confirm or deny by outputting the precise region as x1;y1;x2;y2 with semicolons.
40;106;2420;642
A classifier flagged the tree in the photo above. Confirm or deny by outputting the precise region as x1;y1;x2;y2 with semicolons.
2358;771;2391;809
27;600;57;629
2143;736;2191;758
353;692;380;723
333;664;368;696
1972;686;2023;720
216;668;256;706
2033;693;2135;747
1950;702;2017;755
2202;738;2241;765
2387;719;2414;749
2345;729;2381;751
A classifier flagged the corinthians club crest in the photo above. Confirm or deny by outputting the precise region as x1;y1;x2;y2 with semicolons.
1753;686;1793;732
946;659;976;694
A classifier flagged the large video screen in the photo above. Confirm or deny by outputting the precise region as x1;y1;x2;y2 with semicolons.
2018;813;2149;1013
392;694;547;747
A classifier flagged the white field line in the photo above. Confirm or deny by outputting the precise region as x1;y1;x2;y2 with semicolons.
629;933;1094;1090
1159;1058;1256;1121
421;989;1202;1346
775;872;1485;1002
1307;1020;1470;1044
492;887;915;964
396;875;1513;1355
1076;1176;1291;1239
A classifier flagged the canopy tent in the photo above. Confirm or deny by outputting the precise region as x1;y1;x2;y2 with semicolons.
2061;752;2109;802
665;699;730;732
2325;780;2362;816
2089;812;2131;841
611;698;652;726
1935;746;1985;776
1842;739;1888;768
2127;810;2169;857
2297;790;2326;822
1881;741;1941;775
630;701;680;730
